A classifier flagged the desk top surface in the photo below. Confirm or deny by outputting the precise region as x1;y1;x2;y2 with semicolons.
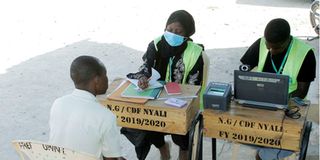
104;78;201;110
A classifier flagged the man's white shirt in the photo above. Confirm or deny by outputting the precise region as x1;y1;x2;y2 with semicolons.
49;89;122;158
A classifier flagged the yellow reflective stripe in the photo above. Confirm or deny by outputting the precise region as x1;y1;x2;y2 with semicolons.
258;37;313;93
153;38;202;84
154;38;204;109
282;37;313;93
182;41;203;84
258;38;268;72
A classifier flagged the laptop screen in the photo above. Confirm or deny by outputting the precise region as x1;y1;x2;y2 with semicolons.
234;70;290;110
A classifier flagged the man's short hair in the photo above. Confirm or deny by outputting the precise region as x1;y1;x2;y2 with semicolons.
70;56;105;85
264;18;291;43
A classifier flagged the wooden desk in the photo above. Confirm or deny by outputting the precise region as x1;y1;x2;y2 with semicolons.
203;101;310;159
99;79;201;135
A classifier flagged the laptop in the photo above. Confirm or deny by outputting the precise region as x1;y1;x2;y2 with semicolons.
234;70;289;110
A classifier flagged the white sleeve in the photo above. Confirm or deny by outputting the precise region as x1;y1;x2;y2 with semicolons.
101;114;122;157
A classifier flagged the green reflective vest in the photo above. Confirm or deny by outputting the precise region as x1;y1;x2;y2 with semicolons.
154;37;205;108
257;37;313;93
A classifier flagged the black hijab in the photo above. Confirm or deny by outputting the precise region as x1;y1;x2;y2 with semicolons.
157;10;196;58
165;10;195;37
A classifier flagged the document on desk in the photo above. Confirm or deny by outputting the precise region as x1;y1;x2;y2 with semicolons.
121;83;162;99
127;68;163;90
157;83;199;100
164;82;182;95
106;80;149;104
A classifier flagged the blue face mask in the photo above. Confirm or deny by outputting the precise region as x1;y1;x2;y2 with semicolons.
163;31;185;47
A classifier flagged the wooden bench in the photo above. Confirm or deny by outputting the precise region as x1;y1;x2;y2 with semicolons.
12;140;97;160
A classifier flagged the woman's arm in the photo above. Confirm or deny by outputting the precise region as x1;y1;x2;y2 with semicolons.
127;41;156;79
127;41;157;89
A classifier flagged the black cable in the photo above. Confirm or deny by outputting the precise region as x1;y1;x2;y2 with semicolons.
276;111;286;159
285;106;301;119
276;106;301;159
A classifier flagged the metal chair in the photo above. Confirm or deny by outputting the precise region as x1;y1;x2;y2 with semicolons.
188;111;204;160
186;51;209;160
12;140;98;160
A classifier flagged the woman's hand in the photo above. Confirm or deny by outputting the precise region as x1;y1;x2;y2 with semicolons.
138;76;149;90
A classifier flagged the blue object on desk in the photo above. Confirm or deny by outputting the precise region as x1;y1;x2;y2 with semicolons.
292;97;308;106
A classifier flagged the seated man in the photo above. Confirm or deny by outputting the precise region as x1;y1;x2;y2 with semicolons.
240;18;316;160
49;55;125;160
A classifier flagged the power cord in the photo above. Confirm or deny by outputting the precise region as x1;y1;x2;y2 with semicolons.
276;111;286;159
284;106;301;119
276;106;301;158
217;140;231;157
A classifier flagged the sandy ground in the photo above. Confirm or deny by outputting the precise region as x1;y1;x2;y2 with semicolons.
0;0;319;159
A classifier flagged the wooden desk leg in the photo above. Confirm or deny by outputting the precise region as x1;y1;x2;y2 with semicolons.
212;138;216;160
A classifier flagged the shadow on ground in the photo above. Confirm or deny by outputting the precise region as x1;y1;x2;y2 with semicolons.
236;0;312;8
0;39;318;159
0;40;144;160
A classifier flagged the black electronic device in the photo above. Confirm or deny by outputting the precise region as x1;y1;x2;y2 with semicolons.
234;70;289;110
203;82;232;111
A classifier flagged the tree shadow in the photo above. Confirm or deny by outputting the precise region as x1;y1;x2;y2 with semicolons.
0;39;318;159
0;39;144;160
236;0;312;8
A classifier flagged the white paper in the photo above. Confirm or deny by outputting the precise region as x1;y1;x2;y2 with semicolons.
127;68;163;90
149;68;161;85
164;98;187;108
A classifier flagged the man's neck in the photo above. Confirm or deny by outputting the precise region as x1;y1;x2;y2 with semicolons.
75;85;96;96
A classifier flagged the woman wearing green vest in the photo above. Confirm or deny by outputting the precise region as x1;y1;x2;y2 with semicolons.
121;10;205;160
240;18;316;160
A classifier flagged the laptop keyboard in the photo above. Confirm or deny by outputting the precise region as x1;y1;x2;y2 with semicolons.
237;100;287;111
